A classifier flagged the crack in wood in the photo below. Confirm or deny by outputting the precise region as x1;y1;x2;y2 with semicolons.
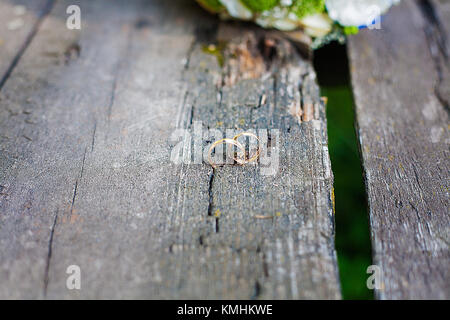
43;209;58;297
69;147;87;216
91;122;97;152
207;168;215;217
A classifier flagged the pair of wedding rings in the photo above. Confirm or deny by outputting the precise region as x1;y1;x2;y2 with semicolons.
208;132;261;168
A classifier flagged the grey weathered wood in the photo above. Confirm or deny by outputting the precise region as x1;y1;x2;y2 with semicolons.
348;0;449;299
0;0;137;299
0;0;53;89
0;0;340;299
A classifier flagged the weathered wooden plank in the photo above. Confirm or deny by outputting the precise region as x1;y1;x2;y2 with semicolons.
169;24;340;299
0;0;53;89
348;0;449;299
0;0;142;299
0;0;340;299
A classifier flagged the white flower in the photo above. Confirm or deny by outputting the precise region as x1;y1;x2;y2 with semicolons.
256;7;299;31
325;0;400;27
300;13;333;37
220;0;253;20
255;6;334;36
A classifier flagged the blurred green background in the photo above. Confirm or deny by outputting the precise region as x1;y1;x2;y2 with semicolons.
314;42;373;299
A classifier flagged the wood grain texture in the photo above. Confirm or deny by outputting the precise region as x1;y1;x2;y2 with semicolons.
0;0;53;89
348;0;449;299
0;0;340;299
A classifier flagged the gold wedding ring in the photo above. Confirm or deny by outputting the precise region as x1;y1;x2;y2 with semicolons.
208;132;262;168
231;132;261;165
208;138;245;168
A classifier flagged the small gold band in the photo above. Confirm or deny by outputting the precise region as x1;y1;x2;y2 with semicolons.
208;138;246;168
231;132;261;165
208;132;262;168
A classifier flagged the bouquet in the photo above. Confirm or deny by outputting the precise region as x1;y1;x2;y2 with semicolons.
196;0;400;48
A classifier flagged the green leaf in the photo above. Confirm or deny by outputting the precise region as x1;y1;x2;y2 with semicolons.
240;0;279;12
196;0;225;13
343;26;359;35
292;0;325;18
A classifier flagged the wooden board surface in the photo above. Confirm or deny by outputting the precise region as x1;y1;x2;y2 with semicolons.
0;0;340;299
0;0;53;89
348;0;449;299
